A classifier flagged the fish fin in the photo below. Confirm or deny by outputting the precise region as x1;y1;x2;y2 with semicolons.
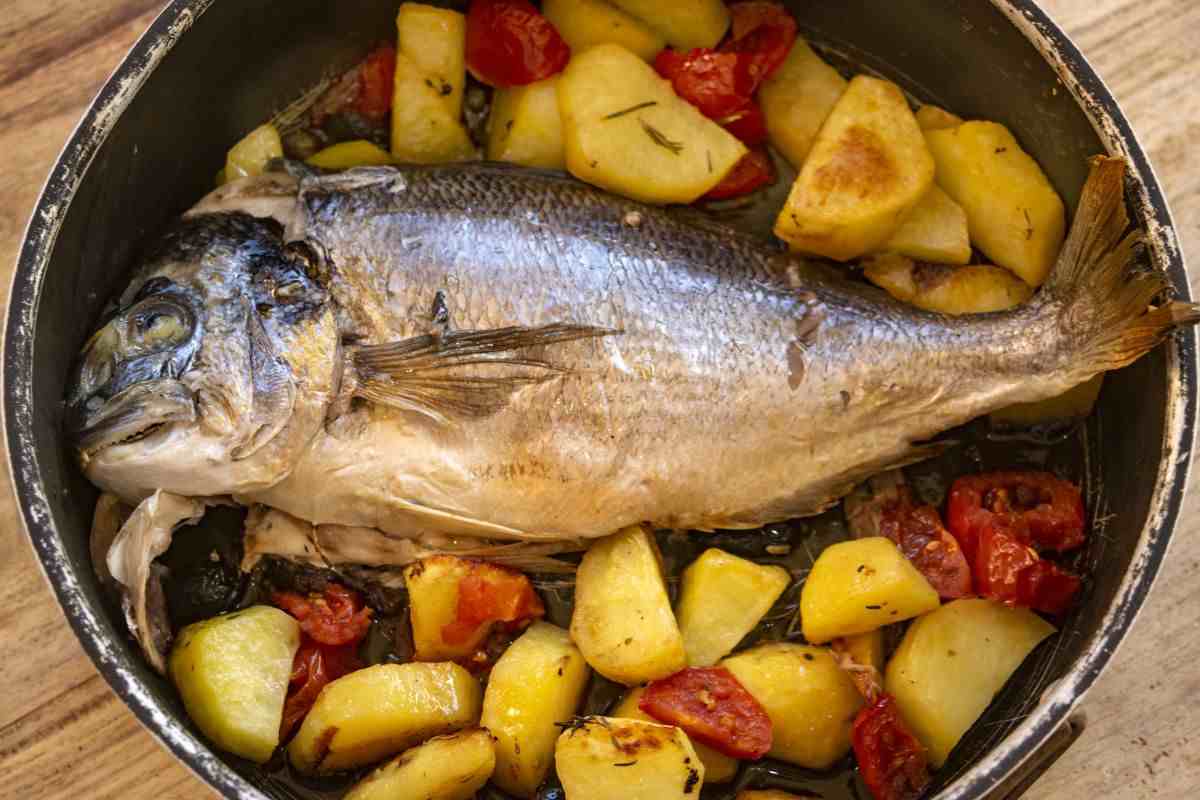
351;323;618;421
1042;156;1200;374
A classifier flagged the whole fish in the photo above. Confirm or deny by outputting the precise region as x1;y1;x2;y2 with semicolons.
67;157;1193;668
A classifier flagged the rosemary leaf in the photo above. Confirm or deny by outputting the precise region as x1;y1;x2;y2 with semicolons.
603;100;658;120
640;120;684;155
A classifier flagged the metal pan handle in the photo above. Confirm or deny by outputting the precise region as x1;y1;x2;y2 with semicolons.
979;714;1087;800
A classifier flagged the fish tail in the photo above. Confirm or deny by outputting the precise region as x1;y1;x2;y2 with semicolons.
1041;156;1199;375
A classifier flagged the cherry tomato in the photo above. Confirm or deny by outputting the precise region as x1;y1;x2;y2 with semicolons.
272;582;373;647
721;2;798;86
654;48;756;120
946;471;1085;560
879;500;972;599
279;637;362;740
441;565;545;646
852;694;930;800
640;666;773;759
354;45;397;120
720;100;768;145
972;528;1081;614
704;149;774;200
466;0;570;88
1017;559;1083;615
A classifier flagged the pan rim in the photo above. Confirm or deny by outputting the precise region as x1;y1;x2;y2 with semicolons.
3;1;1194;799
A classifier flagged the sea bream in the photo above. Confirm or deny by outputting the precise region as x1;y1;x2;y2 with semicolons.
67;157;1195;669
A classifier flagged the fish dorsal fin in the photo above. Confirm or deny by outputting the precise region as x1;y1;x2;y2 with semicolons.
351;322;617;422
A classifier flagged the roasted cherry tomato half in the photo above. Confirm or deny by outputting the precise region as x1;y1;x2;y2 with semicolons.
272;582;373;647
852;694;931;800
946;471;1086;559
721;1;798;87
654;48;756;120
466;0;570;88
441;565;545;645
704;149;774;200
971;527;1081;615
279;637;362;740
355;44;397;120
720;100;768;145
879;499;972;599
1016;558;1083;615
640;666;773;759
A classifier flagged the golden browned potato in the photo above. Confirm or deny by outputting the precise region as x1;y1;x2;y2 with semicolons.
391;51;475;163
543;0;665;61
289;662;481;774
839;628;885;673
307;140;395;170
882;185;971;265
800;537;940;644
915;104;963;131
397;2;466;119
758;39;847;169
774;76;934;261
570;524;687;685
225;124;283;181
488;78;566;169
482;623;591;798
559;44;746;204
722;643;863;769
675;548;790;667
864;253;1035;315
925;121;1065;286
611;687;738;783
555;717;704;800
886;599;1055;766
404;555;476;661
169;606;300;763
344;729;496;800
607;0;729;49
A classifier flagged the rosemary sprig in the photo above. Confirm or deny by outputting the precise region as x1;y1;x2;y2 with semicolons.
604;100;658;120
640;120;684;155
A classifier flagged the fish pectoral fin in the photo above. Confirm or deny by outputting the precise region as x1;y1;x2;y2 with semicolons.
350;322;618;422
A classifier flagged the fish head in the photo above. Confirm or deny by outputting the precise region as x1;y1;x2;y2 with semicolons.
68;212;341;502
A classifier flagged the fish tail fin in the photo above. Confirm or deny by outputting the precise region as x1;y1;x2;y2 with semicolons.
1041;156;1199;374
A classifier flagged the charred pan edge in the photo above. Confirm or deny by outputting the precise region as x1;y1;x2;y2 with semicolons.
1;3;1194;800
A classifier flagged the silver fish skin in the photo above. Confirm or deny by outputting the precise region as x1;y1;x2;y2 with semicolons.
71;158;1194;542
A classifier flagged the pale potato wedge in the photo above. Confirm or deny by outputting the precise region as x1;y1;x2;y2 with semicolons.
925;121;1065;286
607;0;729;49
559;44;746;204
344;729;496;800
839;628;885;674
307;140;395;170
488;78;566;169
722;643;863;769
915;104;963;131
990;374;1104;429
543;0;665;61
556;716;704;800
864;253;1034;315
611;687;738;784
774;76;934;261
675;548;790;667
397;2;466;119
391;51;475;163
882;185;971;264
758;39;847;169
886;599;1055;767
570;524;687;685
226;124;283;181
482;623;591;798
169;606;300;764
289;662;481;774
800;537;940;644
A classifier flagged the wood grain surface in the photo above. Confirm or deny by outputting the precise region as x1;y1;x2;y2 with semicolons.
0;2;1197;798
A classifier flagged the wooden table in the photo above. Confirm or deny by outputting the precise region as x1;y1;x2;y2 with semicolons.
0;1;1197;797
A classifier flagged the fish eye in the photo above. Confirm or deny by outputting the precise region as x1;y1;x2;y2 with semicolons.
127;300;192;351
132;276;174;303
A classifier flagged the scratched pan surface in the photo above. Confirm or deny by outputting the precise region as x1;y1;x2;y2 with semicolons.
3;1;1194;799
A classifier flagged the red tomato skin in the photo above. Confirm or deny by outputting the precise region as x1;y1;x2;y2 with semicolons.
721;1;798;86
355;45;397;120
970;528;1082;614
879;502;972;599
440;564;545;646
721;101;768;145
640;666;773;759
654;48;756;119
703;149;773;200
466;0;570;88
279;638;363;740
852;694;930;800
1016;559;1082;615
272;582;373;647
946;471;1085;559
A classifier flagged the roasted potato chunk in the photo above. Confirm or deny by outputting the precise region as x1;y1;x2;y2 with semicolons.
169;606;300;763
838;628;885;673
306;140;394;170
758;39;847;169
611;687;738;784
555;716;704;800
559;44;746;204
225;124;283;181
543;0;665;61
722;643;863;769
391;51;475;163
774;76;934;261
488;78;566;169
607;0;729;49
397;2;466;119
800;537;940;644
570;524;687;685
882;185;970;265
915;105;963;131
925;121;1065;286
289;662;481;774
675;548;790;667
344;729;496;800
482;623;591;797
886;599;1055;766
864;253;1034;315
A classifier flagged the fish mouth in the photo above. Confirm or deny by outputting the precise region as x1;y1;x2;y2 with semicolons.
71;379;196;458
